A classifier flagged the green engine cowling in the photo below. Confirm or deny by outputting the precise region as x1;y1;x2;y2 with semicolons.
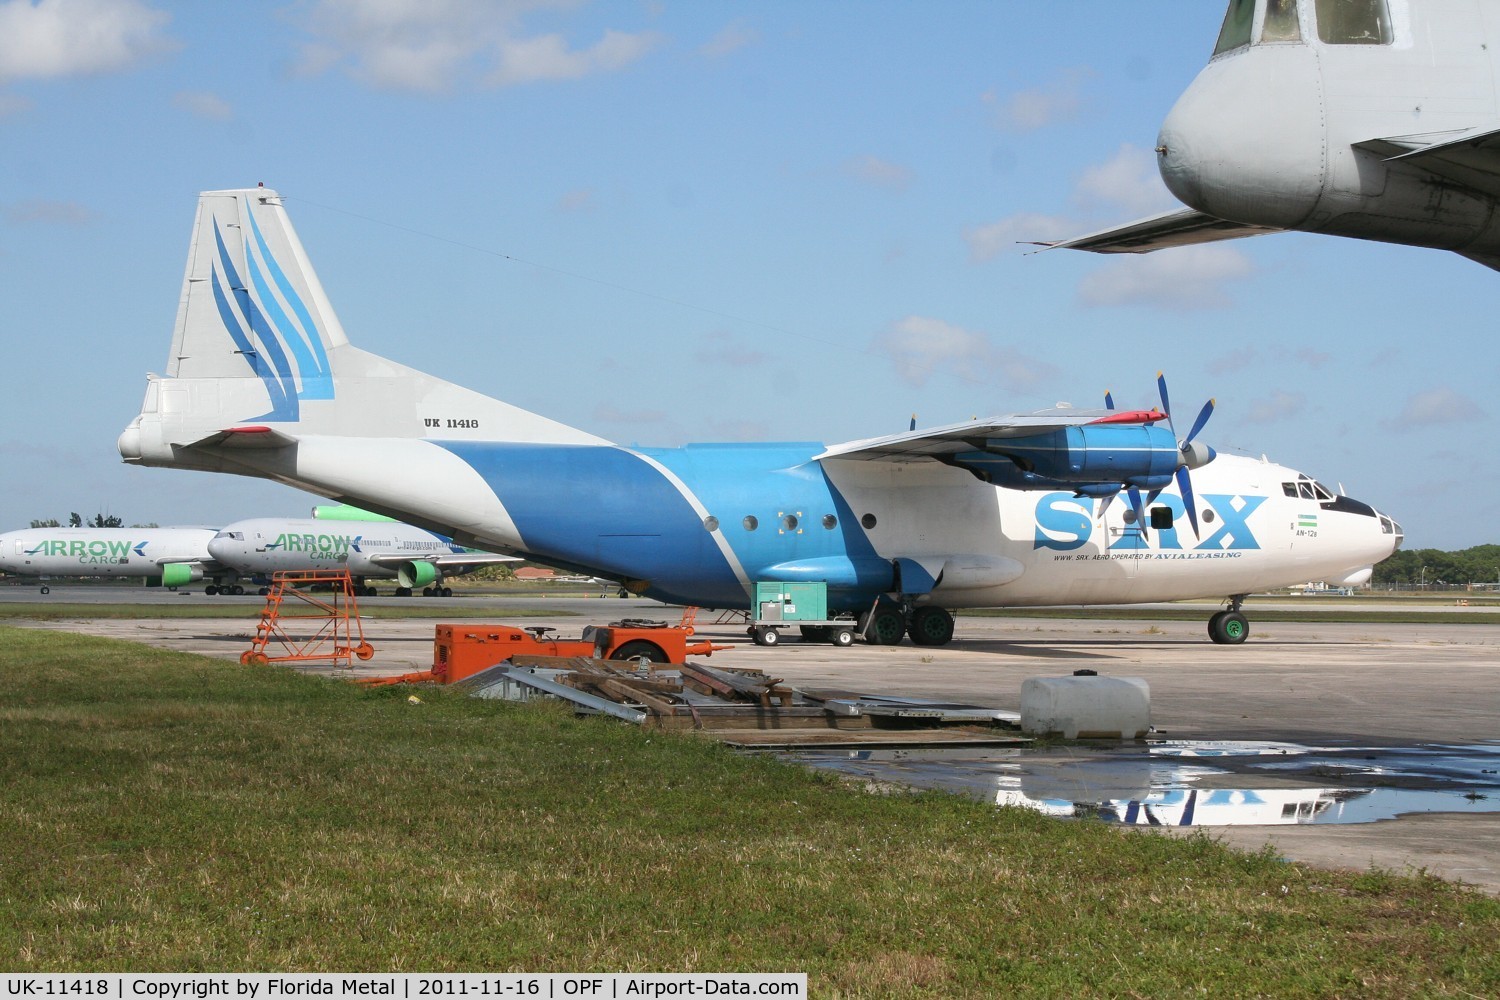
160;563;203;588
397;561;438;589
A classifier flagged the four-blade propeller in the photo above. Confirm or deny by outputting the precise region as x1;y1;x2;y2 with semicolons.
1103;374;1218;539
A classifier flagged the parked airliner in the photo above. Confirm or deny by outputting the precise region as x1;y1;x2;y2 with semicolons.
1047;0;1500;271
209;517;516;596
0;526;230;593
116;188;1402;645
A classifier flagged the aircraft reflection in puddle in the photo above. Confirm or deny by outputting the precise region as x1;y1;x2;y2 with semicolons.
785;741;1500;827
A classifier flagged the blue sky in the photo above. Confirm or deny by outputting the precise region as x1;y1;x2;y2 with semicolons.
0;0;1493;549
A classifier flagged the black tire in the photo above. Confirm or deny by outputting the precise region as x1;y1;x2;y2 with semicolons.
799;625;829;642
829;627;854;647
39;586;49;595
365;586;378;597
396;587;412;597
258;587;270;597
440;587;453;598
865;608;906;646
610;640;667;663
1209;610;1249;644
753;626;781;647
909;607;955;647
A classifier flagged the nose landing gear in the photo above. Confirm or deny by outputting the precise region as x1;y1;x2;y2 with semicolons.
1208;595;1250;644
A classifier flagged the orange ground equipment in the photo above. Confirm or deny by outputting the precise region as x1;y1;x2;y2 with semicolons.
365;608;723;686
240;570;374;668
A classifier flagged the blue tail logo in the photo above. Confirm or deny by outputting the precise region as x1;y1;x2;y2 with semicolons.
209;210;334;421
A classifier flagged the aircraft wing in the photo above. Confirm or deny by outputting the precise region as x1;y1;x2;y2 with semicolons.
817;407;1156;463
1035;207;1283;254
1355;124;1500;199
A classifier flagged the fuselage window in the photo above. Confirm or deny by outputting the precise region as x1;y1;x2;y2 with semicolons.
742;515;758;532
822;514;837;530
1315;0;1391;44
1261;0;1302;42
1214;0;1257;55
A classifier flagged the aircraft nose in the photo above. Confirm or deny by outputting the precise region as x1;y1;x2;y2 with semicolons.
1158;44;1325;229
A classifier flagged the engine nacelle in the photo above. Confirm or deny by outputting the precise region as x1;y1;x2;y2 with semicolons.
953;424;1183;493
160;563;203;588
397;561;439;589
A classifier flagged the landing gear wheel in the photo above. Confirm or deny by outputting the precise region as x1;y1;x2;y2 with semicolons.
40;585;49;595
232;585;245;596
909;607;955;647
364;586;378;597
355;642;375;661
258;587;270;596
422;587;433;597
205;585;219;596
440;586;453;597
396;587;412;597
610;640;667;663
864;608;906;646
752;626;781;647
799;625;829;643
829;626;855;647
1209;610;1249;645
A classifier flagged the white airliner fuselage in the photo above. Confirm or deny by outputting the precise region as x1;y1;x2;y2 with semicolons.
0;526;224;592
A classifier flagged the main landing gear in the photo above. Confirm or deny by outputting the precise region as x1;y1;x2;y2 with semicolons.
856;604;956;647
1208;595;1250;645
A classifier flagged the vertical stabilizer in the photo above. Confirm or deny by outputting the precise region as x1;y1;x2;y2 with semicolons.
122;186;607;472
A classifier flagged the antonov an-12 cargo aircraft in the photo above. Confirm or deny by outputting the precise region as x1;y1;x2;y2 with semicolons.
117;188;1403;645
1048;0;1500;271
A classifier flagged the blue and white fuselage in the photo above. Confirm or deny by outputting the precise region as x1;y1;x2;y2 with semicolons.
117;188;1401;644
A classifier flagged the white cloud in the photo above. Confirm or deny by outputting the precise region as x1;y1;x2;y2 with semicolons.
694;330;768;368
1245;389;1307;424
873;315;1056;389
3;199;96;225
700;20;757;58
844;154;913;193
964;212;1075;263
986;68;1089;132
1077;245;1254;311
1382;387;1484;430
295;0;662;93
0;0;173;82
1072;143;1176;218
1206;348;1257;377
556;188;594;213
172;90;231;121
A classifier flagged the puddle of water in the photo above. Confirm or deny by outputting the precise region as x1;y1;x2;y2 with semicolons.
783;742;1500;826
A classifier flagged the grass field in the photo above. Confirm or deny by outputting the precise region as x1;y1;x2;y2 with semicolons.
2;625;1498;996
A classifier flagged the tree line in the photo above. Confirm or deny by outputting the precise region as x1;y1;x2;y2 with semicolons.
1373;544;1500;588
28;514;157;528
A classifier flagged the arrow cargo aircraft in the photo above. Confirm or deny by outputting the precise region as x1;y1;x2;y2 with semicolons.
0;526;230;594
1046;0;1500;271
117;188;1403;645
209;516;517;596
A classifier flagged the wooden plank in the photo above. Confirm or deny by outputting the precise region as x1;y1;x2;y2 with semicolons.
677;663;740;699
595;678;678;717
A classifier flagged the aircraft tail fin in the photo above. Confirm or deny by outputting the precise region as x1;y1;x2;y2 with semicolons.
121;186;605;470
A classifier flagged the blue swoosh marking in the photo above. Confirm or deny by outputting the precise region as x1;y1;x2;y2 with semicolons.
210;258;294;421
212;221;297;421
434;441;890;610
246;210;333;400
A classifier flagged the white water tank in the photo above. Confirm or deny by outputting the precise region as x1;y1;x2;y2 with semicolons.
1020;672;1150;739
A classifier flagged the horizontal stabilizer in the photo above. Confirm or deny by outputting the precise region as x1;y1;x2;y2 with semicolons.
1037;207;1282;254
1355;123;1500;198
191;425;300;450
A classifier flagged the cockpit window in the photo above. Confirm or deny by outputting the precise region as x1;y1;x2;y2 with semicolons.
213;531;244;541
1214;0;1256;55
1298;482;1316;499
1282;482;1298;497
1261;0;1303;42
1315;0;1391;44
